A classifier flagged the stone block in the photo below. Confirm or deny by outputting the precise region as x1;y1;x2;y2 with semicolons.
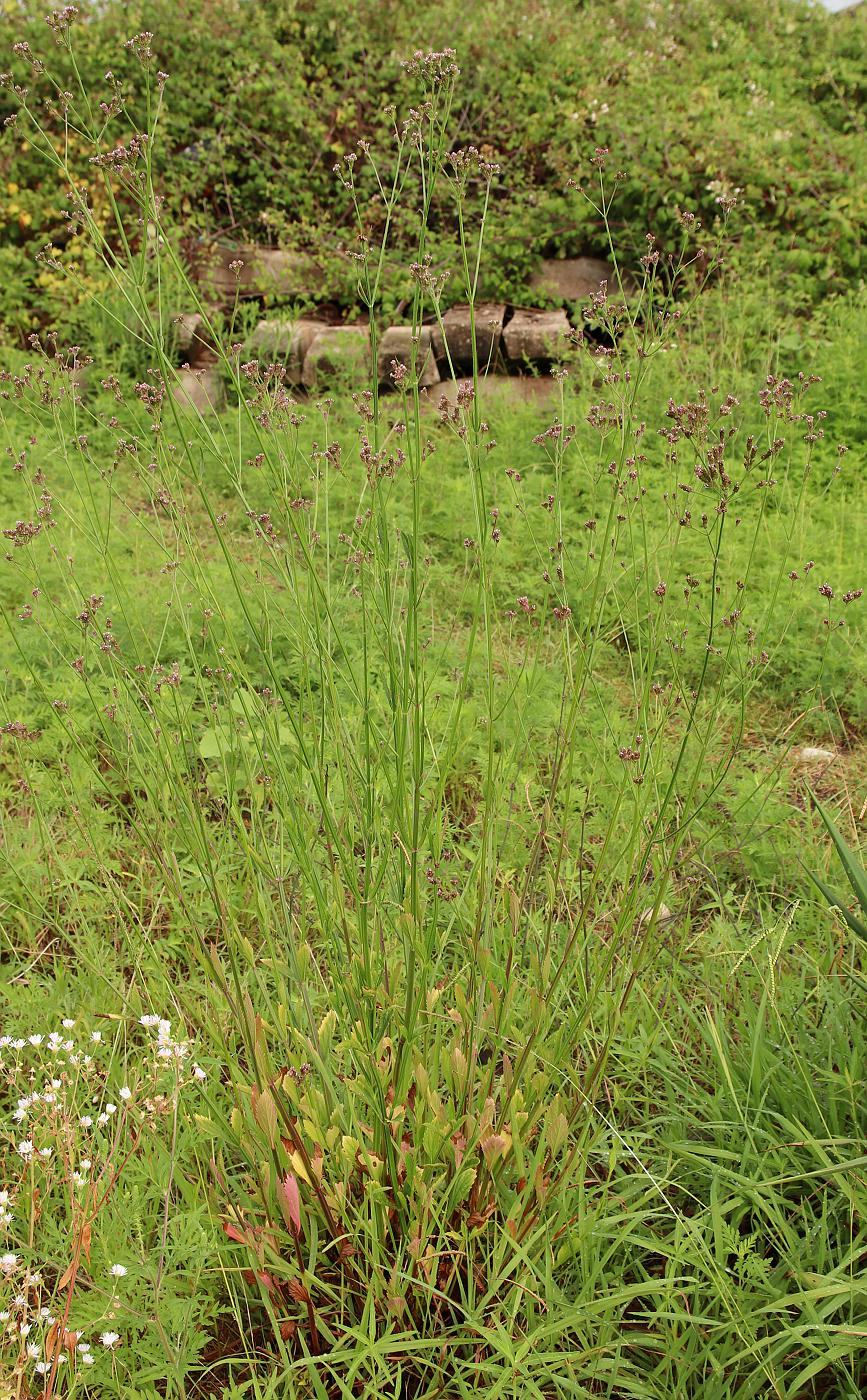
171;365;224;414
529;257;616;307
301;326;369;390
249;318;327;382
503;308;572;365
195;244;323;303
424;374;560;414
170;312;227;364
493;375;561;406
172;312;204;356
377;325;440;389
431;303;505;374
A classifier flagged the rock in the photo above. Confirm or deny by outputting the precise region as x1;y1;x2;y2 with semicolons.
431;303;505;374
424;377;471;412
530;257;616;307
172;312;204;356
377;325;440;389
638;904;674;927
493;375;561;405
428;374;560;408
503;308;572;365
422;374;563;414
170;312;222;363
194;244;324;303
171;365;224;413
249;318;327;382
301;326;369;390
797;746;837;763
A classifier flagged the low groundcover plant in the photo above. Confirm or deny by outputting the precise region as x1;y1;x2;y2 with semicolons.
0;1014;207;1396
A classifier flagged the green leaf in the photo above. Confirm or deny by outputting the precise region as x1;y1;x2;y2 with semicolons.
198;725;235;760
812;796;867;922
807;870;867;944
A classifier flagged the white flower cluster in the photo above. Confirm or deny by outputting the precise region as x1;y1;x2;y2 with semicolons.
1;1253;126;1376
0;1011;207;1381
1;1013;206;1165
139;1015;207;1078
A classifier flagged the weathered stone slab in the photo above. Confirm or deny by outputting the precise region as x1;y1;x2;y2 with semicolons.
503;308;572;364
301;326;369;389
431;303;505;374
171;365;224;413
529;257;615;306
172;312;203;356
491;375;561;405
249;318;327;381
796;746;836;764
171;312;225;365
377;325;440;389
195;244;323;302
424;373;559;412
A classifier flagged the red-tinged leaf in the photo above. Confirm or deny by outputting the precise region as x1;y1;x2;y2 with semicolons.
257;1270;276;1291
282;1173;301;1235
280;1319;297;1341
467;1199;496;1229
287;1277;311;1304
44;1321;62;1361
223;1222;249;1246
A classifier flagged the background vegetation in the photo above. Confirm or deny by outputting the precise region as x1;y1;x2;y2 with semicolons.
1;0;865;336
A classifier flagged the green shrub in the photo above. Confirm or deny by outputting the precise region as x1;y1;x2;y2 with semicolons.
1;0;865;334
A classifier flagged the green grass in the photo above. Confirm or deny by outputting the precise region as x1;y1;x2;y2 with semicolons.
0;19;867;1400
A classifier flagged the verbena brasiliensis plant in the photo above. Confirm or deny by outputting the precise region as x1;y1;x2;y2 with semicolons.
1;12;862;1398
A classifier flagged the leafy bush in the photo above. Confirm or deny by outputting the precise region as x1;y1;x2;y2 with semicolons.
1;0;865;334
